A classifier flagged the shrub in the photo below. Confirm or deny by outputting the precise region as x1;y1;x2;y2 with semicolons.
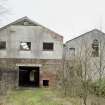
90;79;105;97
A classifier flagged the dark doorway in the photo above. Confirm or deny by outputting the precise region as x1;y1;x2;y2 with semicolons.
19;66;40;87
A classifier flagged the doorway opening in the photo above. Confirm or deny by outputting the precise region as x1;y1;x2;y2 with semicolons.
19;66;40;87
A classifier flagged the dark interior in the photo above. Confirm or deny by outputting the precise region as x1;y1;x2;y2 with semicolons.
43;80;49;87
19;66;39;87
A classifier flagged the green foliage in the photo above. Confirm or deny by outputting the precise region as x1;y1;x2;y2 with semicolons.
90;79;105;97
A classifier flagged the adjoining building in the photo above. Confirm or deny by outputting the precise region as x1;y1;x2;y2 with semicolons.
0;16;63;88
64;29;105;80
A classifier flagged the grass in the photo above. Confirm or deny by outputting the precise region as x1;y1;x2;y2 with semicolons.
0;88;70;105
1;88;105;105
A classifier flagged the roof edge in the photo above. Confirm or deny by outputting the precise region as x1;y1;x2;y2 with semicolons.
0;16;63;41
66;29;105;44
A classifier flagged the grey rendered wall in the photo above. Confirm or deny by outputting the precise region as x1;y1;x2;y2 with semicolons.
65;29;105;80
0;25;63;59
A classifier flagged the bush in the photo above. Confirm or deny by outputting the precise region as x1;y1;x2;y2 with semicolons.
90;79;105;97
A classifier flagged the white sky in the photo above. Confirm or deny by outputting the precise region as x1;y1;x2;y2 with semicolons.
1;0;105;42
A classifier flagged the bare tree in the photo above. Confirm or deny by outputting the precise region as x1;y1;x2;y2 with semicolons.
0;1;10;95
0;0;10;23
91;40;105;97
58;39;93;105
79;40;91;105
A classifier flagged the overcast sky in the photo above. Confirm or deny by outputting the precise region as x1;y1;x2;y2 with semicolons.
1;0;105;42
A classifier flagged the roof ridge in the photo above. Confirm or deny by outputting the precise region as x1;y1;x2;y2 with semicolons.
66;28;105;43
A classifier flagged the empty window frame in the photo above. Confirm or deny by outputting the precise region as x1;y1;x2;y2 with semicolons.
0;41;6;50
43;42;54;51
92;39;99;57
43;80;49;87
69;48;75;56
23;21;29;25
20;42;31;51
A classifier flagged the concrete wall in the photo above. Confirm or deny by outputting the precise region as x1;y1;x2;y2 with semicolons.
0;25;63;59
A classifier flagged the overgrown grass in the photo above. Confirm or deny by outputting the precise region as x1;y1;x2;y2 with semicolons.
0;88;66;105
1;88;105;105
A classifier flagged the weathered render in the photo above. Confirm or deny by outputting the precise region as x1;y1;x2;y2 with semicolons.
0;16;63;89
65;29;105;80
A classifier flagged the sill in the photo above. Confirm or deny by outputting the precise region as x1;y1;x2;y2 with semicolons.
43;50;53;51
20;50;31;51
